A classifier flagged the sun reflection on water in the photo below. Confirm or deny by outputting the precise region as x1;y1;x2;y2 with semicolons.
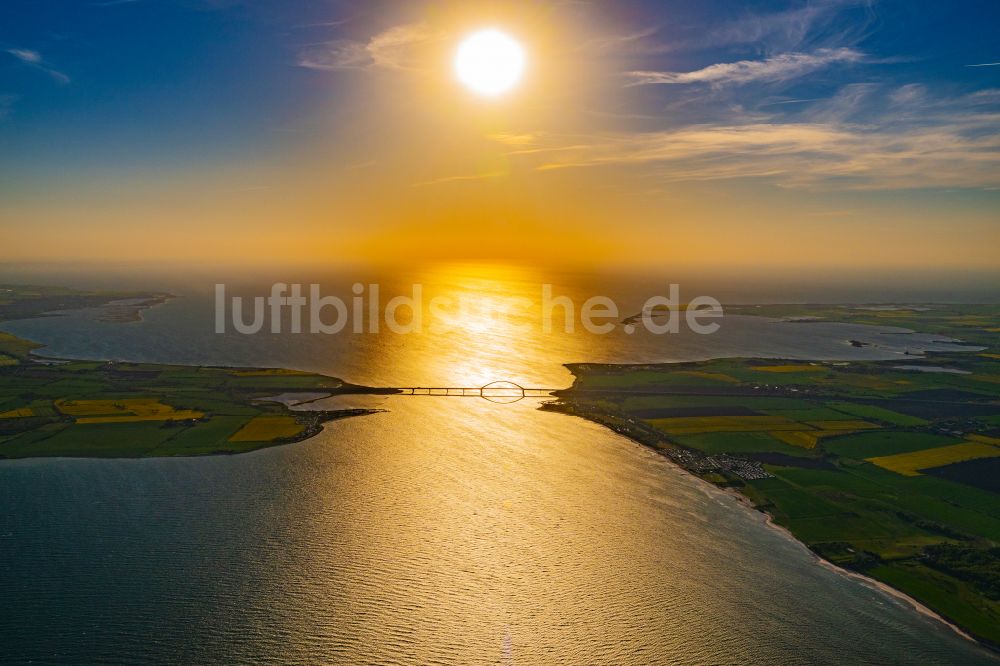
368;263;606;389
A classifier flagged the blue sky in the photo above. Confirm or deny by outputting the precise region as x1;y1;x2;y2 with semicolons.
2;1;997;175
1;0;998;267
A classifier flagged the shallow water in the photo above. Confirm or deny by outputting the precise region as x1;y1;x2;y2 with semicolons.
1;266;979;389
1;266;996;664
894;365;972;374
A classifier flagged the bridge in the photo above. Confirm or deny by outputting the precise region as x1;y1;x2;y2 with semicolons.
301;378;1000;411
397;381;553;403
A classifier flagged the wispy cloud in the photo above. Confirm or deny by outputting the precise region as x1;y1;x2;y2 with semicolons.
412;171;507;187
487;132;538;148
805;82;878;122
44;69;70;85
966;62;1000;68
708;3;829;50
7;48;41;64
600;1;871;57
581;26;663;53
531;122;1000;190
5;48;70;84
297;22;441;71
888;83;926;106
292;18;352;30
298;41;368;70
706;0;876;52
759;97;825;107
496;86;1000;191
626;48;864;87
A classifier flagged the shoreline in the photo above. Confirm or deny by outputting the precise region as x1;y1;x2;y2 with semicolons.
3;292;998;654
551;405;998;657
719;484;979;645
0;407;384;462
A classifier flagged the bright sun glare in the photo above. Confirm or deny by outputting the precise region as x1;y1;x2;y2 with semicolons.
454;29;526;97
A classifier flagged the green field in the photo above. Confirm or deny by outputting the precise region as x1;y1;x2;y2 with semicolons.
823;431;960;458
229;415;305;442
825;401;929;426
3;286;999;649
672;431;814;457
868;442;1000;477
0;286;376;459
553;304;1000;647
0;355;372;458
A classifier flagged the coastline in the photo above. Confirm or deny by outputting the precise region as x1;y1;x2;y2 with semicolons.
0;294;389;459
548;404;998;657
4;290;998;655
95;293;175;324
0;407;383;462
720;484;979;645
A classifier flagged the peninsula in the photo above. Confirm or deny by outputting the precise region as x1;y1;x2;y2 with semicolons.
546;303;1000;650
0;285;383;458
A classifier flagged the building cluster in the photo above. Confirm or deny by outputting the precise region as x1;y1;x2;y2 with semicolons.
662;448;773;480
704;454;773;480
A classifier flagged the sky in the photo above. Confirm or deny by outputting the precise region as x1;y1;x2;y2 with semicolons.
1;0;998;273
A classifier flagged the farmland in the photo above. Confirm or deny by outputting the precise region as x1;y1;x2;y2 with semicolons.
229;415;305;442
2;286;998;650
869;442;1000;476
0;286;383;458
0;355;382;458
547;303;1000;648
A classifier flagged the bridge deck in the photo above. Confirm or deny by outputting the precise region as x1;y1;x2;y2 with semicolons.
389;381;553;403
399;387;553;397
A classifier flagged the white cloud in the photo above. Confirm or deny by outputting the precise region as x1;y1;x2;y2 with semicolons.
497;106;1000;190
487;132;538;147
889;83;926;106
298;41;369;70
707;0;876;52
6;48;70;84
806;82;877;122
365;23;438;69
965;89;1000;105
7;48;41;64
297;22;441;71
45;68;70;84
581;26;663;53
626;48;864;87
607;0;877;69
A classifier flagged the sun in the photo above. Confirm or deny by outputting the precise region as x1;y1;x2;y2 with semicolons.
454;29;526;97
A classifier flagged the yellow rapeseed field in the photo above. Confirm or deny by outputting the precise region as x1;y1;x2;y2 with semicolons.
57;398;203;423
867;442;1000;476
0;407;34;418
674;371;740;383
967;434;1000;446
228;416;304;442
769;429;856;449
